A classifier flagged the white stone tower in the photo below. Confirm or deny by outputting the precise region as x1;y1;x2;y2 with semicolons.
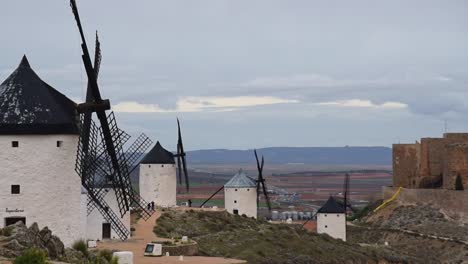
224;170;257;218
0;56;84;247
316;196;346;241
139;141;177;207
86;187;131;240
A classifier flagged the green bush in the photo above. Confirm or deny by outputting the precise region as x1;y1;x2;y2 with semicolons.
98;249;113;262
14;248;49;264
1;227;12;237
72;239;88;256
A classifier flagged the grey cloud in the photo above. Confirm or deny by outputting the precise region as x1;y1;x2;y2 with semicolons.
1;0;467;148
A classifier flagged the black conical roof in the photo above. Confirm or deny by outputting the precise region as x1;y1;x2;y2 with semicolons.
317;196;345;214
0;56;79;134
140;141;175;164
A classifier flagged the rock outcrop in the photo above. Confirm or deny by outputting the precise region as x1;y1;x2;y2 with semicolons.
0;221;64;259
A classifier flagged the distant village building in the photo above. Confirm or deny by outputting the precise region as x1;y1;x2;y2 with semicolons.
0;56;85;246
393;133;468;190
86;187;131;240
224;170;257;218
316;196;346;241
139;142;177;207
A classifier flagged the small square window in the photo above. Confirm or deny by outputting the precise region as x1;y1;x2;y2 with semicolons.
56;141;63;147
234;200;237;203
11;185;20;194
247;189;250;191
12;141;19;148
325;225;328;228
235;189;238;191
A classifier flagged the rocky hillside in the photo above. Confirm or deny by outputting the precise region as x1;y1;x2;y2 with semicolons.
154;210;410;264
0;222;64;259
0;222;118;264
364;203;468;242
350;201;468;263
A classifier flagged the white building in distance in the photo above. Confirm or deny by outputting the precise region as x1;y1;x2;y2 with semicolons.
224;170;257;218
0;56;85;247
316;196;346;241
139;142;177;207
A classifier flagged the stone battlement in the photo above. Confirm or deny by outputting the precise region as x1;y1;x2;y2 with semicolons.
393;133;468;190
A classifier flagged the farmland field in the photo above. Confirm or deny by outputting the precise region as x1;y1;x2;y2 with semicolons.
177;163;392;211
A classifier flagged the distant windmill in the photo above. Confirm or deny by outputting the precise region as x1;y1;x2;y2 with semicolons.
254;150;271;211
200;150;271;215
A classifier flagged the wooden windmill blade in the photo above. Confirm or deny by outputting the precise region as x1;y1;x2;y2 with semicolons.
254;149;262;206
177;118;190;192
343;173;350;213
70;0;130;213
69;0;155;237
260;155;272;211
176;144;183;185
254;150;272;211
199;185;224;208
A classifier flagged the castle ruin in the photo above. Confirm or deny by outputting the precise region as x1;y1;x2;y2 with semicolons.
393;133;468;190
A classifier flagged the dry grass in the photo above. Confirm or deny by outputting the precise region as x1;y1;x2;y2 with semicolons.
155;210;409;264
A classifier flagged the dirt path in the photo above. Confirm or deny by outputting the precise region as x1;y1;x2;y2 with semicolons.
97;210;245;264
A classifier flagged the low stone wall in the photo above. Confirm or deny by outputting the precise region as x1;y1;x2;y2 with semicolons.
382;187;468;223
161;242;198;256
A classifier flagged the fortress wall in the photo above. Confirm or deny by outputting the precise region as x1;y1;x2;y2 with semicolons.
443;144;468;190
382;187;468;223
393;144;419;188
443;133;468;143
419;138;444;178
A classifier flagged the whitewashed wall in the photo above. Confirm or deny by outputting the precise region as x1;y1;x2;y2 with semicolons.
139;164;177;207
0;135;84;247
86;188;130;241
80;190;88;240
224;187;257;218
317;213;346;241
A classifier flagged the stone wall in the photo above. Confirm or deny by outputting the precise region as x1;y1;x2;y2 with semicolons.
382;187;468;223
392;144;419;188
139;163;177;208
393;133;468;190
419;138;444;178
86;188;131;241
162;242;198;256
224;187;257;218
0;135;84;247
443;144;468;190
317;213;346;241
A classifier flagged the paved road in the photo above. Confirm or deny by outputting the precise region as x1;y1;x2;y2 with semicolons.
97;209;246;264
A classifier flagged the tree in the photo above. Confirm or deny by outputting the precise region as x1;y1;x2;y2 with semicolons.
454;174;464;191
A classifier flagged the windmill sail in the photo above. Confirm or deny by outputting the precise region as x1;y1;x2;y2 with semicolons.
70;0;154;240
255;150;272;211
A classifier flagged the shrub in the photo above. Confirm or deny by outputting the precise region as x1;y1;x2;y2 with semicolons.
14;248;49;264
72;239;88;256
109;256;119;264
98;249;113;262
1;227;12;237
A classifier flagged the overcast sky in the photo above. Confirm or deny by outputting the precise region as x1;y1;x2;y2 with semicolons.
1;1;467;150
